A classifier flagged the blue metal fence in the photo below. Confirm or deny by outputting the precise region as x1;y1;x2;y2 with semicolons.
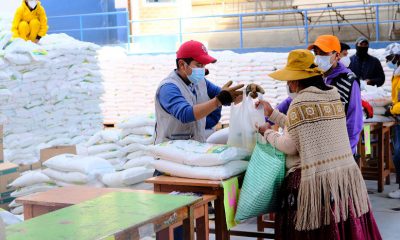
47;11;129;45
46;2;400;52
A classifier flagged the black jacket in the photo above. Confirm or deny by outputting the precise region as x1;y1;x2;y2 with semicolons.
349;54;385;87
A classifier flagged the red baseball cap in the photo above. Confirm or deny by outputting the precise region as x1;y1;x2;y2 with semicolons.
176;40;217;65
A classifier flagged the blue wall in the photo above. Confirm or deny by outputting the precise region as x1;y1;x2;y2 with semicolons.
40;0;127;45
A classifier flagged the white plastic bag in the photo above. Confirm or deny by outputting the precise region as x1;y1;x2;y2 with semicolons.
228;92;265;151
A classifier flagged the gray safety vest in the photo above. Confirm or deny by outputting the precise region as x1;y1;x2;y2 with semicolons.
154;70;210;144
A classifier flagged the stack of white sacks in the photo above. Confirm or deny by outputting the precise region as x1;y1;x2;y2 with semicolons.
8;171;56;215
99;115;156;189
149;140;249;180
0;33;104;166
98;47;175;123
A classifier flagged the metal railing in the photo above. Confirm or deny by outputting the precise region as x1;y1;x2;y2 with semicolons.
129;2;400;51
47;11;129;44
46;2;400;52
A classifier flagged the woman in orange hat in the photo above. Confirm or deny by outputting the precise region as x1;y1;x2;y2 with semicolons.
257;49;381;239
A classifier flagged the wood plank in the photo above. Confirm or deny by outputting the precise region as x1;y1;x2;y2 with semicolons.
16;186;148;206
146;176;223;188
7;192;200;240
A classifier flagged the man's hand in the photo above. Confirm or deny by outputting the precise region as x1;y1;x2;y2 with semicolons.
34;39;39;44
246;83;265;99
255;99;273;117
217;81;244;106
366;79;373;85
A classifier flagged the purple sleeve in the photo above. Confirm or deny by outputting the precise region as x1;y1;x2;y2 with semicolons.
266;97;292;124
346;81;363;154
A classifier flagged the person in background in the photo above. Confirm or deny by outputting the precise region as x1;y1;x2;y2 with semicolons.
270;35;363;157
340;42;351;67
12;0;48;43
384;43;400;199
349;36;385;87
257;49;381;239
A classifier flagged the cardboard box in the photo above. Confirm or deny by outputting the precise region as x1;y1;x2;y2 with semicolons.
40;146;76;163
18;161;42;173
0;162;18;195
0;125;3;163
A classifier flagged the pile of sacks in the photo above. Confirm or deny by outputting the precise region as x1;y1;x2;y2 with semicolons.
86;129;123;169
117;114;156;165
361;84;393;122
8;171;56;215
98;115;156;189
0;33;104;166
149;140;249;180
41;154;115;188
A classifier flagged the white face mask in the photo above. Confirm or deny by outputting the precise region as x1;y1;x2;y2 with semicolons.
315;55;333;72
286;85;298;99
27;0;37;9
340;56;351;68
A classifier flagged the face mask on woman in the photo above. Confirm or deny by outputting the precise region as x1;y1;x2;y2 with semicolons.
27;0;38;9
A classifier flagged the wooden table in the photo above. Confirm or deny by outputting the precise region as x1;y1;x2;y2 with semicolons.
7;191;200;240
358;122;395;192
146;175;274;240
16;186;215;240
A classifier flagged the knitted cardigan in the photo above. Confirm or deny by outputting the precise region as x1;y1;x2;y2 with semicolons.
270;86;369;231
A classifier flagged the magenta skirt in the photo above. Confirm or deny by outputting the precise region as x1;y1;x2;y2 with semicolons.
275;169;382;240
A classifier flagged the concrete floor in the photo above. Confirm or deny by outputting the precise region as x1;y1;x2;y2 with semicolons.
209;174;400;240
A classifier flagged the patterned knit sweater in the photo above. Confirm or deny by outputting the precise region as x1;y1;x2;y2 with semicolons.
264;86;369;231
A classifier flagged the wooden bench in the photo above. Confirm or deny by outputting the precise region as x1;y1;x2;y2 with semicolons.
7;191;201;240
146;175;275;240
16;186;215;240
358;122;395;192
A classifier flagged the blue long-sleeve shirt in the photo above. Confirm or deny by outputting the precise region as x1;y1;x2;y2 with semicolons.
158;79;222;129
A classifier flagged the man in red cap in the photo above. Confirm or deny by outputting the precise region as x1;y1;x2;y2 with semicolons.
154;40;261;144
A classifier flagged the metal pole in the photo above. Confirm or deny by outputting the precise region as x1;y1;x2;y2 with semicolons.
239;15;243;48
375;5;380;42
304;10;309;47
179;18;183;44
79;16;83;41
126;12;130;51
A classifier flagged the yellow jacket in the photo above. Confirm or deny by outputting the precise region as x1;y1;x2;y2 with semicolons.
391;73;400;115
12;1;48;38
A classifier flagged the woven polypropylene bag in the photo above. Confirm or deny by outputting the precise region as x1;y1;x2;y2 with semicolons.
235;141;286;221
